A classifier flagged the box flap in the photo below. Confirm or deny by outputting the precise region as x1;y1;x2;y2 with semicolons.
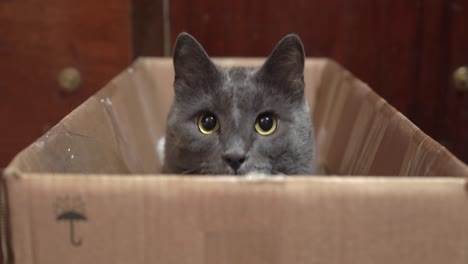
312;61;468;176
5;174;468;264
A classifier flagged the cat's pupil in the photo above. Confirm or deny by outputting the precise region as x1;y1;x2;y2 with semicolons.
258;115;273;131
201;115;217;130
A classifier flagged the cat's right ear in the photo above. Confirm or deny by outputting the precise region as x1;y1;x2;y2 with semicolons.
173;33;218;88
257;34;305;95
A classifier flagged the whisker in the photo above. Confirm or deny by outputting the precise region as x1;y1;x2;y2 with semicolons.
179;168;198;175
271;170;287;176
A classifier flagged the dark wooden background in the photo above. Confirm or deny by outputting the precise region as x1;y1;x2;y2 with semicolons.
0;0;132;169
0;0;467;172
0;1;467;261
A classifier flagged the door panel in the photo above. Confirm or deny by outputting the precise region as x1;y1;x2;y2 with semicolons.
0;0;132;167
444;0;468;162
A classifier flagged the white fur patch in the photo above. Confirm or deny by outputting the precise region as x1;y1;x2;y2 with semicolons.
157;136;166;166
245;171;285;181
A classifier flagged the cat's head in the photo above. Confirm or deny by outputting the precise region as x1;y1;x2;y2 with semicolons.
162;33;315;175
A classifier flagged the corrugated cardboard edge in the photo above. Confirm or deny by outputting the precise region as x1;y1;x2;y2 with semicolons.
0;168;21;264
0;172;7;264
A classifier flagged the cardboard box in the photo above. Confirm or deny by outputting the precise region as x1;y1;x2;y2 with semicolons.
1;58;467;264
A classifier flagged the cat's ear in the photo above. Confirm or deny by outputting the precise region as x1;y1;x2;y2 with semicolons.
258;34;305;90
173;33;218;87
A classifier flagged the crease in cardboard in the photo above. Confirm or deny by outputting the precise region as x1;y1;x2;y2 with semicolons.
419;138;445;176
340;93;374;174
98;93;143;173
314;65;348;172
137;181;147;264
57;122;127;173
351;94;390;175
25;178;37;264
0;168;25;264
401;134;431;176
0;173;11;264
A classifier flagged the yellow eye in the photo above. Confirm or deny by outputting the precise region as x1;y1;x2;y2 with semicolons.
255;113;277;136
198;113;220;134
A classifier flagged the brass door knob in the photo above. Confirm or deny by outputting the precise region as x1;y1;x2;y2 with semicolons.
453;66;468;92
58;67;81;93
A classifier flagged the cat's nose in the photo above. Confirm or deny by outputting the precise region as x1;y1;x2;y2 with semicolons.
222;151;247;171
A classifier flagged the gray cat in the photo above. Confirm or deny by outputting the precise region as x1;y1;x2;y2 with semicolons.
161;33;316;175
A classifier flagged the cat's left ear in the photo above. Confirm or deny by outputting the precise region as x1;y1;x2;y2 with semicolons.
173;33;218;87
257;34;305;91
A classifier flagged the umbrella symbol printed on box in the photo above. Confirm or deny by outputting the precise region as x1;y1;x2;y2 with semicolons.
54;196;87;247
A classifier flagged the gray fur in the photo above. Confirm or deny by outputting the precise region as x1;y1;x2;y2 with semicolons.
162;33;316;175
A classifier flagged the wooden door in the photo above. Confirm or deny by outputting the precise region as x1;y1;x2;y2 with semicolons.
0;0;132;167
170;0;468;163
